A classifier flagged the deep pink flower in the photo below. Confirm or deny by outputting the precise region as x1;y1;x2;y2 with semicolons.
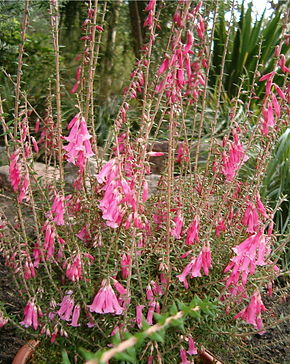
88;280;123;315
185;217;199;245
224;231;270;288
121;253;131;279
234;290;267;331
180;348;191;364
215;218;226;236
177;243;212;288
42;221;56;259
64;113;94;171
9;150;21;192
20;301;38;330
18;173;30;203
243;202;260;233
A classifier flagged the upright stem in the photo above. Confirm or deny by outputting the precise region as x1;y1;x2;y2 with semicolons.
14;0;30;138
49;0;64;187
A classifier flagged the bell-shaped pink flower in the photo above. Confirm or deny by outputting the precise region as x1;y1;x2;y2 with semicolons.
185;217;200;245
121;253;131;279
57;295;75;321
9;150;21;192
20;301;38;330
136;305;145;328
88;280;123;315
51;194;65;225
234;290;267;331
171;211;184;239
70;304;81;327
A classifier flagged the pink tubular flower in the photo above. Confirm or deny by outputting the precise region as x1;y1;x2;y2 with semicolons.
20;301;38;330
215;218;226;236
51;194;65;225
171;211;184;239
64;113;94;172
70;304;81;327
18;173;30;203
177;243;212;288
88;280;123;315
58;295;75;321
136;305;145;328
221;129;247;181
121;253;131;279
185;217;200;245
243;202;260;233
224;230;270;288
234;290;267;331
65;254;82;282
187;337;198;355
42;221;56;259
176;142;190;164
180;348;191;364
9;150;22;192
146;301;156;325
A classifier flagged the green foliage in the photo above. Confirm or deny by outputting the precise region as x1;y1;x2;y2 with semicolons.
82;298;218;364
211;2;289;99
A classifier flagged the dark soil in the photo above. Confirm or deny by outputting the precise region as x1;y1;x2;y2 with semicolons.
0;256;28;364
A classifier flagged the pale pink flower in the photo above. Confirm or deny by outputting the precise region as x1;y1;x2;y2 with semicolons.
88;280;123;315
51;194;65;225
171;211;184;239
0;311;8;328
65;254;82;282
136;305;145;328
20;301;38;330
234;290;267;331
185;216;199;245
58;295;75;321
70;304;81;327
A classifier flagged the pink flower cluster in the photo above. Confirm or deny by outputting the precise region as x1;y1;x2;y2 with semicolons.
221;129;248;181
96;157;147;229
20;301;39;330
88;280;123;315
57;294;81;327
224;230;270;288
155;4;207;103
177;242;212;289
242;193;268;233
234;290;267;331
64;113;94;174
9;150;30;203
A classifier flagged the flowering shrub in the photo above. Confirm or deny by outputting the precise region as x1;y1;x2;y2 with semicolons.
0;0;289;363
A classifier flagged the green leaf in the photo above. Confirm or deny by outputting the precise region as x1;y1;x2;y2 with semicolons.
61;350;71;364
